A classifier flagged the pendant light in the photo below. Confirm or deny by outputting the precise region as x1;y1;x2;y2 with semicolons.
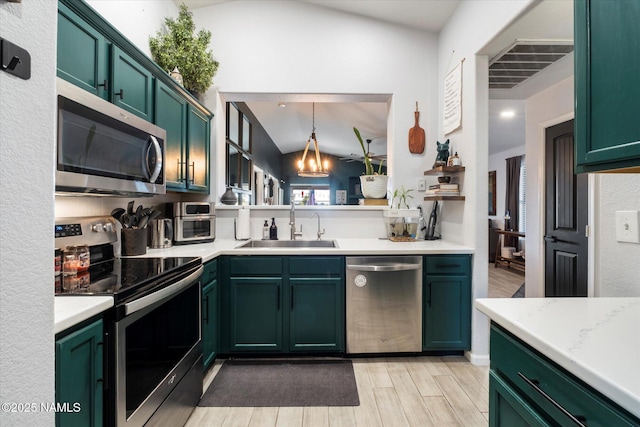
297;103;329;177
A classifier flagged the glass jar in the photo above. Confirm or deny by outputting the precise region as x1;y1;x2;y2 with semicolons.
65;245;90;273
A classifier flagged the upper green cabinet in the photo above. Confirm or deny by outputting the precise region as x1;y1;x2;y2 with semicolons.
574;0;640;173
57;0;212;194
57;2;109;99
111;46;154;122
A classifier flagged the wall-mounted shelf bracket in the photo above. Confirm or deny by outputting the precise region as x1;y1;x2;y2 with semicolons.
1;37;31;80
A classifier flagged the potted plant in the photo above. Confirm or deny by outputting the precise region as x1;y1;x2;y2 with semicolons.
385;185;419;241
353;127;388;199
149;4;219;98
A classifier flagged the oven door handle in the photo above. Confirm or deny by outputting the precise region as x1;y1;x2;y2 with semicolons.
125;265;203;315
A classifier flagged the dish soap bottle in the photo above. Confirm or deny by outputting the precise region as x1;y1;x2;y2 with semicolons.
269;217;278;240
262;220;269;240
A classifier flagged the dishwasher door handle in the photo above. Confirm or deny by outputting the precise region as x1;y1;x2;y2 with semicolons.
347;262;422;272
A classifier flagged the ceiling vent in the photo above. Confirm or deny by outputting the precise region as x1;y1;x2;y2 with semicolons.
489;40;573;90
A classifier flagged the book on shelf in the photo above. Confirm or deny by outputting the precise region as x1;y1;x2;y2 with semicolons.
428;183;459;190
424;189;460;196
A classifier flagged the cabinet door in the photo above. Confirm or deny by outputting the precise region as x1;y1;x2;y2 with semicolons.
289;278;344;352
229;277;282;352
111;46;154;121
57;3;109;99
186;106;210;193
202;279;218;369
489;371;552;427
155;81;188;191
575;0;640;172
423;274;471;350
56;319;103;427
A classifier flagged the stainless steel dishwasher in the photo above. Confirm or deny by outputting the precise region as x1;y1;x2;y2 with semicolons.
346;256;422;354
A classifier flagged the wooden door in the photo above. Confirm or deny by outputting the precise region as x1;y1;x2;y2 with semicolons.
544;120;588;296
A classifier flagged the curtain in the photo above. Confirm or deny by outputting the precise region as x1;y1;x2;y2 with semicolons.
505;155;522;233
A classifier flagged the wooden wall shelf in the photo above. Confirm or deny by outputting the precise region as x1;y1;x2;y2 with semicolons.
424;166;465;175
424;196;465;201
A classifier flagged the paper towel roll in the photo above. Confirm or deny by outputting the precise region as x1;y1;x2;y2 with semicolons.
236;208;250;240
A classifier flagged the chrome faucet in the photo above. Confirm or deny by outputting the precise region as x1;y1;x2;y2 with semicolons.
290;203;303;240
311;212;325;240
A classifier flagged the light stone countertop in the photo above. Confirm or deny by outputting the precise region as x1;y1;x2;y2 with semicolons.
475;297;640;419
54;239;472;335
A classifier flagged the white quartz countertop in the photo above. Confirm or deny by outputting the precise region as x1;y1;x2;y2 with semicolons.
54;296;113;334
55;238;471;333
475;297;640;419
140;238;473;263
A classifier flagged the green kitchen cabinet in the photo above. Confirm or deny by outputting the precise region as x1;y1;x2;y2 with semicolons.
55;318;103;427
574;0;640;173
220;256;345;354
154;81;211;193
423;255;471;351
489;324;640;426
229;277;283;352
186;105;211;193
155;80;188;190
201;259;218;369
111;45;154;122
57;2;109;99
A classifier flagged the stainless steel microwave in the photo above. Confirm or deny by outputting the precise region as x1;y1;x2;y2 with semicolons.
55;78;166;196
173;202;216;244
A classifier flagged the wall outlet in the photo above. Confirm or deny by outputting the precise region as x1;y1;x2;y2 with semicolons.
417;178;426;191
615;210;640;243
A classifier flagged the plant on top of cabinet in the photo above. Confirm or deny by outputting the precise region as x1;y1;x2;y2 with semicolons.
149;4;219;97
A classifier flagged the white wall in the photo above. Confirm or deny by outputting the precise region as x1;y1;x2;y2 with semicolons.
524;76;574;297
489;145;526;229
594;174;640;296
0;1;57;426
438;0;534;363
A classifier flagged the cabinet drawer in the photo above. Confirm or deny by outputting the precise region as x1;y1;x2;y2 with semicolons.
289;256;342;276
425;255;470;275
491;324;638;427
229;256;282;276
203;259;218;284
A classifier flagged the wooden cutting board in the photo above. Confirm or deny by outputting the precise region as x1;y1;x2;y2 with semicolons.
408;103;425;154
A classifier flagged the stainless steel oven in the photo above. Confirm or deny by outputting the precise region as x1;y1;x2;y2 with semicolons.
55;216;203;427
173;202;216;244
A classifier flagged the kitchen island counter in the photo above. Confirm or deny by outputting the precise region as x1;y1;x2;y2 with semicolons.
475;297;640;419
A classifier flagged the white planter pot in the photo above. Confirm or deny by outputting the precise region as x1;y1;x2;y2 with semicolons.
360;175;388;199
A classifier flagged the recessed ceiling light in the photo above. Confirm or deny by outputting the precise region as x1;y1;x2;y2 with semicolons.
500;110;515;119
278;102;286;108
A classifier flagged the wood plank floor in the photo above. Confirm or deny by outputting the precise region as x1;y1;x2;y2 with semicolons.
186;356;490;427
487;262;525;298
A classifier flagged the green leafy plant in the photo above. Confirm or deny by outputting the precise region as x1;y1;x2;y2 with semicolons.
149;4;219;94
391;185;414;209
353;127;385;175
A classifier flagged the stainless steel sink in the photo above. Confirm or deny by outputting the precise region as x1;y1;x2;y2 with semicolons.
237;239;338;248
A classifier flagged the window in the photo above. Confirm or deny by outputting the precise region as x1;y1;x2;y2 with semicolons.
291;185;330;206
226;103;252;195
518;157;526;232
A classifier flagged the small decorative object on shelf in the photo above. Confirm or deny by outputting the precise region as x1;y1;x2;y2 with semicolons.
452;152;461;166
220;187;238;205
433;139;450;168
438;176;451;184
169;66;183;86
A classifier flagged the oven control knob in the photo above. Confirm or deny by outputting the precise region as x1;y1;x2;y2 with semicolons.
103;223;115;233
92;224;105;233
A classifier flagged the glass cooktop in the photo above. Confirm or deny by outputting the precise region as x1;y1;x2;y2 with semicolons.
55;256;201;302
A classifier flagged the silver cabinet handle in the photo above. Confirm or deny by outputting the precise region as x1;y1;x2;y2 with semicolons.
146;135;162;183
517;372;587;426
346;263;422;272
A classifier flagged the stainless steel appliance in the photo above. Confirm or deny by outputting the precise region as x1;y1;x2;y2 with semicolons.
55;78;166;196
55;216;203;427
173;202;215;244
148;218;173;249
346;256;422;354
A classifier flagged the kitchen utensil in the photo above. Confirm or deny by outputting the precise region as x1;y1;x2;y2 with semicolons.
138;215;149;229
147;209;162;222
127;200;135;215
135;204;143;223
408;102;425;154
120;213;130;228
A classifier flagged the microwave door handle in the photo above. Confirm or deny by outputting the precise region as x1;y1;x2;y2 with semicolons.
146;135;163;183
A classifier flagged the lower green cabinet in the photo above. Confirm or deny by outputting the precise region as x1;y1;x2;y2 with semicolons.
221;256;345;354
55;318;103;427
229;277;283;352
202;284;218;369
289;278;344;352
489;370;551;427
423;255;471;351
